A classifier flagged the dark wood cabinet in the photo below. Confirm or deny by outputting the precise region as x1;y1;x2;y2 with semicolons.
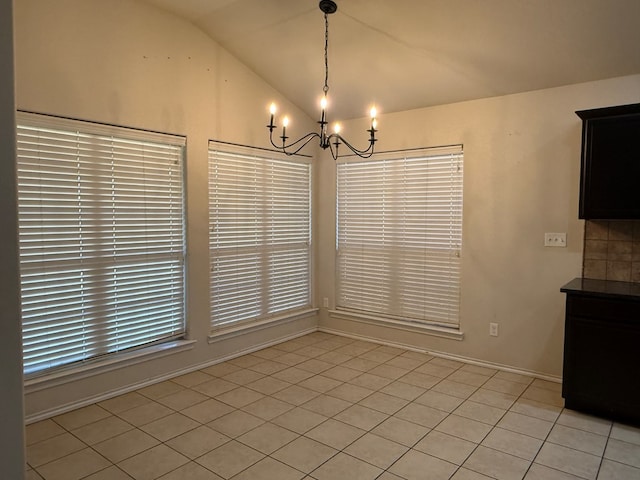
561;278;640;426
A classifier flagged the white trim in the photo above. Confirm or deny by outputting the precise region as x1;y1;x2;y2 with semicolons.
208;308;319;343
24;339;196;394
328;309;464;341
25;328;316;424
318;327;561;383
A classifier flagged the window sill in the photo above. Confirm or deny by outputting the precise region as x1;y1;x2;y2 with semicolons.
209;308;319;343
24;339;197;393
328;309;464;341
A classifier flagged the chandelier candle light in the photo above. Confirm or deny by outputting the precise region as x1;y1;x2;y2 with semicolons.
267;0;378;160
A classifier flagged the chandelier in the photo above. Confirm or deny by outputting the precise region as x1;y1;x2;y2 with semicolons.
267;0;378;160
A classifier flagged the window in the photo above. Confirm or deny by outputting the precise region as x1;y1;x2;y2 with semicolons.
336;146;463;328
17;112;186;376
208;142;312;330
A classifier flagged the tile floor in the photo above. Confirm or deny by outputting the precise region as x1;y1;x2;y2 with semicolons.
25;332;640;480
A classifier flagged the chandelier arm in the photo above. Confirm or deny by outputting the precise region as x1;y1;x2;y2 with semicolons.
326;133;376;158
270;130;321;156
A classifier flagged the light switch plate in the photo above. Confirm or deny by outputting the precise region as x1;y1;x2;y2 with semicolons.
544;232;567;247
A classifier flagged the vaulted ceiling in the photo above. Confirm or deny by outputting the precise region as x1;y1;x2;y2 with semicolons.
141;0;640;120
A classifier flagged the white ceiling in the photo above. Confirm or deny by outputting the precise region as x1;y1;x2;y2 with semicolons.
141;0;640;120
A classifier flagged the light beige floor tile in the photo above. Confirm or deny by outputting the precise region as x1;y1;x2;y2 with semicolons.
117;401;174;427
322;365;362;382
386;356;424;370
557;409;612;436
451;468;495;479
298;358;334;374
246;376;292;395
368;364;410;380
414;362;456;378
140;412;199;442
358;391;409;415
252;347;287;360
334;404;388;431
389;449;457;480
497;411;554;440
371;416;430;447
119;444;189;480
222;368;265;386
276;352;309;366
520;386;564;407
165;425;230;459
379;381;426;401
399;350;434;362
547;424;607;456
27;432;87;467
463;445;530;480
157;461;223;480
298;375;343;393
305;418;366;449
610;423;640;446
448;370;491;387
200;362;241;378
509;398;562;422
432;379;477;399
604;438;640;468
272;367;315;384
215;386;265;408
414;430;476;465
53;404;111;430
469;388;517;410
242;396;294;421
435;414;492;443
272;385;320;405
180;398;235;424
82;465;133;479
191;378;237;398
228;354;263;369
26;419;66;446
206;410;264;438
297;345;329;358
414;390;465;412
232;457;304;480
311;452;383;480
170;371;213;388
359;350;396;363
350;373;393;391
398;371;440;389
272;407;328;434
535;442;601;479
493;371;534;385
482;378;529;396
345;432;409;469
431;357;465;369
195;440;264;479
530;378;562;392
524;463;584;479
597;459;640;480
137;381;184;401
237;422;298;454
327;383;374;403
341;357;380;372
157;388;209;411
395;402;449;428
482;427;543;461
71;415;134;445
272;436;338;473
98;392;151;415
26;469;44;480
454;400;506;425
315;350;353;365
377;472;405;480
93;428;160;463
37;448;111;480
248;359;289;375
301;394;351;417
459;364;498;376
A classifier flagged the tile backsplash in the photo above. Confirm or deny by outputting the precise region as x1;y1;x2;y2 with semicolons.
583;220;640;283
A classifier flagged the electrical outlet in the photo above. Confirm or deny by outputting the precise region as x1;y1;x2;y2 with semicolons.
323;297;329;308
489;322;499;337
544;232;567;247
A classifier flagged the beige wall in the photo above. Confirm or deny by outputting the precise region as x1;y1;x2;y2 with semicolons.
0;0;26;476
317;76;640;378
15;0;318;420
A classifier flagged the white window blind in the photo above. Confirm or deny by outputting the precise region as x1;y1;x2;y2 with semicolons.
208;142;311;329
17;112;186;377
336;146;463;328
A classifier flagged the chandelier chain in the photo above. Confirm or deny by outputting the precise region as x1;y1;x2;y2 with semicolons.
323;13;329;94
